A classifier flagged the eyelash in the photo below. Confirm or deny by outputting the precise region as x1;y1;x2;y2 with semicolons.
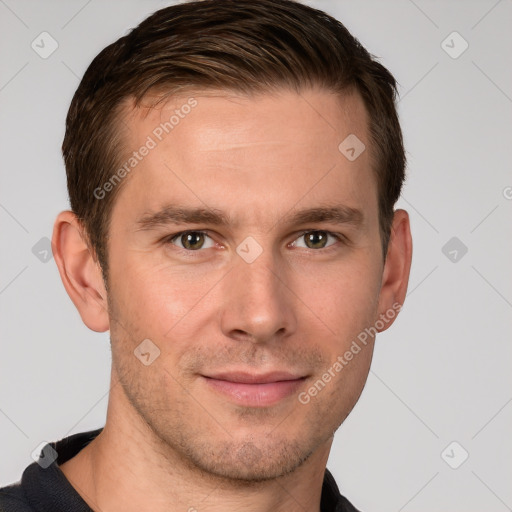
162;229;345;256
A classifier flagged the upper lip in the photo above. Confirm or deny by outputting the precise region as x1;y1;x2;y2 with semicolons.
203;371;306;384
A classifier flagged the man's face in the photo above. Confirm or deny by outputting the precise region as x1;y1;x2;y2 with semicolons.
105;88;384;480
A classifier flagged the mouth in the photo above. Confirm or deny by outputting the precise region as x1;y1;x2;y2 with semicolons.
200;371;307;407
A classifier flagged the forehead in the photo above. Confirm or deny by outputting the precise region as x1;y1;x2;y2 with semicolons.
111;88;376;230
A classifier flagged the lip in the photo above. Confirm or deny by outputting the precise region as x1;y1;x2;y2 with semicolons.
201;371;307;407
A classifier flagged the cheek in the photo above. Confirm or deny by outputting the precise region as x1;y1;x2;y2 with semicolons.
109;249;198;323
297;262;380;416
291;255;382;340
108;235;383;355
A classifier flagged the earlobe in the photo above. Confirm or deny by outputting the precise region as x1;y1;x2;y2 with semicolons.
52;210;110;332
376;209;413;332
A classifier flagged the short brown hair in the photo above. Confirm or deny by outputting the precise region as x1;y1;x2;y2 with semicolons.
62;0;406;282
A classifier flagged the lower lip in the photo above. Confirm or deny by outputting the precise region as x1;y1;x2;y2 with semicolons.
202;377;305;407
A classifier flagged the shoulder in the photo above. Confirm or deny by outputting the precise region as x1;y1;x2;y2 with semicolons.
0;429;102;512
0;480;34;512
322;468;362;512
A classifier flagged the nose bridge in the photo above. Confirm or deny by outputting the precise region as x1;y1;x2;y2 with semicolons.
238;246;281;297
234;232;281;281
236;240;285;306
219;240;295;342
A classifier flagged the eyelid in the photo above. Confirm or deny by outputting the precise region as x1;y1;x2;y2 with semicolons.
165;230;217;251
163;228;345;254
290;229;345;249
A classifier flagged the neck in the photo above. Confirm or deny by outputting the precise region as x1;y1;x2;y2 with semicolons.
60;371;332;512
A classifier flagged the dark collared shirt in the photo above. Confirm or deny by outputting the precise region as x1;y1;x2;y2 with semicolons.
0;429;360;511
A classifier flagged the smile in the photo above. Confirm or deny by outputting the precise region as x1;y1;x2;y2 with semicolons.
201;372;307;407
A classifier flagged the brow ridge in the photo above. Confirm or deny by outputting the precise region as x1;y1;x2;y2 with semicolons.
135;204;363;231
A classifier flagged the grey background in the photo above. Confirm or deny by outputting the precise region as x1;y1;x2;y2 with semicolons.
1;1;511;510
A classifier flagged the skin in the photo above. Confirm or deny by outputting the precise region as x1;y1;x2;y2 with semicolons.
53;88;412;512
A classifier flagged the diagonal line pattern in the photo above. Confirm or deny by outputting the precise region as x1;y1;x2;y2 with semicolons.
0;202;29;233
61;278;154;431
191;483;222;510
64;384;112;437
407;0;439;28
472;61;512;104
2;6;507;507
371;370;439;438
399;63;439;103
60;283;144;436
0;265;29;296
61;60;81;81
297;91;337;133
0;0;29;28
265;266;336;336
61;0;93;29
82;281;131;336
0;62;29;92
472;396;512;439
398;472;439;511
406;266;438;298
471;265;512;308
472;471;512;511
162;368;233;437
0;408;29;439
159;159;340;339
274;480;309;511
401;196;439;233
470;204;499;233
471;0;503;30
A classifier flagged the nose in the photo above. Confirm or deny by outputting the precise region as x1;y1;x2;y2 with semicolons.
219;246;297;345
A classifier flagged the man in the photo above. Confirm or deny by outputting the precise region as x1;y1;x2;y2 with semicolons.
0;0;412;510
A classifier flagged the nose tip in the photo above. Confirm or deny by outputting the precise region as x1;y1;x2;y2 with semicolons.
219;252;296;344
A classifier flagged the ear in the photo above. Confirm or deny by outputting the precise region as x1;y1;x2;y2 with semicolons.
52;210;110;332
376;209;412;332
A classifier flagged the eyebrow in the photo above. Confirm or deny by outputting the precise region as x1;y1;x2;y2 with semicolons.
135;204;363;232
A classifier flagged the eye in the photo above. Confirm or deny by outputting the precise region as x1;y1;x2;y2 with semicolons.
291;230;341;250
167;231;216;251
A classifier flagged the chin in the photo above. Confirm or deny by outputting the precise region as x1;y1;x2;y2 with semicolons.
185;438;314;483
